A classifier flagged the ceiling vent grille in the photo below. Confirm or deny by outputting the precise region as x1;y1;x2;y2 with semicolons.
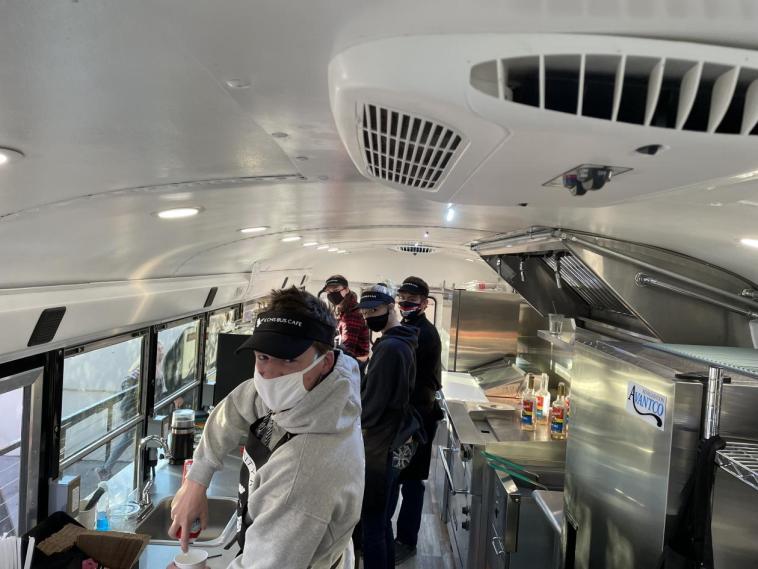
359;103;464;191
390;243;438;255
470;55;758;135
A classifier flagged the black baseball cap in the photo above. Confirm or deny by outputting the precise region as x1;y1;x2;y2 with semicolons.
355;287;395;309
324;275;348;288
237;310;335;359
398;277;430;297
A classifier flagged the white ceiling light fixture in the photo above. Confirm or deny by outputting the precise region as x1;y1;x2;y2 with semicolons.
317;245;330;250
445;206;456;222
337;250;348;254
740;238;758;249
303;241;319;247
240;226;269;234
157;207;200;219
281;236;302;242
328;247;339;252
0;147;24;166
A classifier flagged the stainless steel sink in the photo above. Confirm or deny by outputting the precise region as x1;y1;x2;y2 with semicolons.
136;495;238;546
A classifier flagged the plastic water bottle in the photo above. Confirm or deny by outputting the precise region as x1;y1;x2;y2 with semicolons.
95;483;110;531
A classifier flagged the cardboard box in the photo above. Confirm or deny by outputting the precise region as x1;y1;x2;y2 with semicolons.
76;531;150;569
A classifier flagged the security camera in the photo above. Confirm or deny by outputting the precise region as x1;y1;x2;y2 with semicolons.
562;166;613;196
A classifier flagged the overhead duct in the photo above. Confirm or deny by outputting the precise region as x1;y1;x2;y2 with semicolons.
330;34;758;208
475;231;758;347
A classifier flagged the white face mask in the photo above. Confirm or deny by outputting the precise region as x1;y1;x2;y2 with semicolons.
253;353;327;412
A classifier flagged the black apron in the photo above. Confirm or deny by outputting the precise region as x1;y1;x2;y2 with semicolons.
237;414;297;551
236;415;343;569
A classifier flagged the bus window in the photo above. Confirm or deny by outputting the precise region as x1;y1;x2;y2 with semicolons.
204;308;236;384
0;366;43;535
154;320;200;414
61;335;144;499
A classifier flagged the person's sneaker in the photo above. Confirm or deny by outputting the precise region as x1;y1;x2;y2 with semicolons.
394;540;416;565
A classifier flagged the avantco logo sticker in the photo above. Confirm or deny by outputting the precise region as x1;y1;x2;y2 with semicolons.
626;382;666;430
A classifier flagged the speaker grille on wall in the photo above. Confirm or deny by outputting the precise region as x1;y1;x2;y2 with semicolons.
28;307;66;347
204;287;218;308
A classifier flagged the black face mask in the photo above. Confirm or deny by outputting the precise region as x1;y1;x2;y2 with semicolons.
365;312;389;332
327;291;344;305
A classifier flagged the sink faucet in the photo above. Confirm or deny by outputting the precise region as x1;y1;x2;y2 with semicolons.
137;435;173;512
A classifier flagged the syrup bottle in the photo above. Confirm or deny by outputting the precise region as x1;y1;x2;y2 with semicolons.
550;382;568;440
536;373;551;425
520;375;536;431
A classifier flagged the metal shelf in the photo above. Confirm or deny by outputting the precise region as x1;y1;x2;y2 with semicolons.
717;442;758;492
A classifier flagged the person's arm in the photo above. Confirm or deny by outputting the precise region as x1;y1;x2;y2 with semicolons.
361;343;404;430
171;378;261;550
187;377;260;484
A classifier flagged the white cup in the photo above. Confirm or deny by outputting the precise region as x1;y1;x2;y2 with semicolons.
77;500;97;530
174;549;209;569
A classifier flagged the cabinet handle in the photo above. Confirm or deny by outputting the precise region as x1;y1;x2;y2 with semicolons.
437;446;471;495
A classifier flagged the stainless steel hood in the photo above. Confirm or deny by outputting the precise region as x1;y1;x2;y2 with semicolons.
475;229;758;348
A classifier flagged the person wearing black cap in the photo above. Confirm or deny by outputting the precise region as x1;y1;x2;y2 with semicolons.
169;287;364;569
392;276;443;564
355;284;424;569
323;275;370;366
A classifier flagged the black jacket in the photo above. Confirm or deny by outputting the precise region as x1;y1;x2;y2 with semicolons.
360;324;421;509
403;312;442;417
361;324;419;447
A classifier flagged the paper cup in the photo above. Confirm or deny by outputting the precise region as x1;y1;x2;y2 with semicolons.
77;500;97;529
174;549;209;569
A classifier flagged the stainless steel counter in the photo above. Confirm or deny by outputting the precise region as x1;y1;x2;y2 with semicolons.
533;490;564;535
438;398;565;569
138;451;243;568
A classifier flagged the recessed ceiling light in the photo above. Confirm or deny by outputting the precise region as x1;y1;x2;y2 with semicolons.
446;207;455;222
281;236;301;242
466;258;474;262
271;132;288;139
317;245;330;250
157;207;200;219
740;238;758;249
424;231;430;238
738;200;758;208
709;202;723;207
328;247;339;252
0;147;24;166
225;79;251;89
240;226;269;234
303;241;318;247
337;250;347;254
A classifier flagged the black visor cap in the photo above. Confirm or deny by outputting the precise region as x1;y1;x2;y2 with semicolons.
237;311;335;359
398;280;429;296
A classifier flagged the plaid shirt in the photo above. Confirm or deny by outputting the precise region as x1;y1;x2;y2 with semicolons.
337;296;370;358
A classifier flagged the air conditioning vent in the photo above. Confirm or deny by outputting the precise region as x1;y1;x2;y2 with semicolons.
390;243;438;255
359;104;465;191
470;55;758;135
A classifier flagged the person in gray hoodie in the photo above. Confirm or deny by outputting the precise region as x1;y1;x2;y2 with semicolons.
169;287;365;569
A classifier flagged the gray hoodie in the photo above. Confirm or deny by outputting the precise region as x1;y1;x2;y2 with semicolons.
188;351;365;569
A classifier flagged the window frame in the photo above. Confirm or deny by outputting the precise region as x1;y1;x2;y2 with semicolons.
151;315;203;416
0;354;46;534
59;330;148;470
